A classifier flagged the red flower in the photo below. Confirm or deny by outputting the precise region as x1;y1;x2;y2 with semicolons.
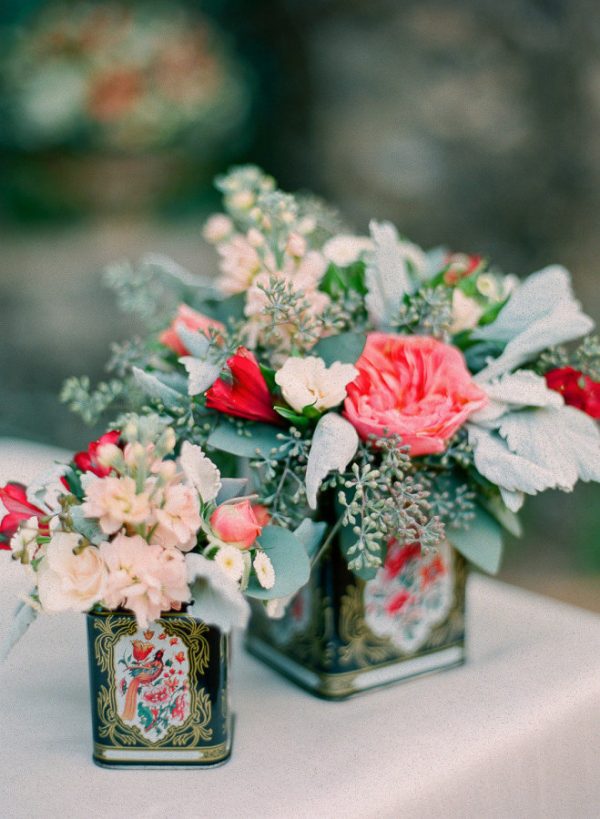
132;640;154;662
385;590;411;615
545;367;600;419
170;637;178;646
174;651;185;664
384;542;421;580
73;430;121;477
443;253;483;285
206;347;281;425
0;482;47;549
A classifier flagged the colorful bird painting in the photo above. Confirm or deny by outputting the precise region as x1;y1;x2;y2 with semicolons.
121;649;164;721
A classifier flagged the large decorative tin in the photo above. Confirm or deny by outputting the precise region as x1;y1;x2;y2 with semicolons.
86;611;231;767
247;540;467;699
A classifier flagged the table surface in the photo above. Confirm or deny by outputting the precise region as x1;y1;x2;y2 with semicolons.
1;439;599;819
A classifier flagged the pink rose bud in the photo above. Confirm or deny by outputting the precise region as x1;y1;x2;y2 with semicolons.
210;500;263;549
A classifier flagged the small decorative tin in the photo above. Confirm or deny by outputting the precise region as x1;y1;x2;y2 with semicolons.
86;611;231;767
247;540;467;699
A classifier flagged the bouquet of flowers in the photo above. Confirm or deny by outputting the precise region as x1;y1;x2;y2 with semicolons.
1;1;250;153
3;165;600;650
0;411;313;654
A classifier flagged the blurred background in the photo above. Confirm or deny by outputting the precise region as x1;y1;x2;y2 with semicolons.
1;0;598;610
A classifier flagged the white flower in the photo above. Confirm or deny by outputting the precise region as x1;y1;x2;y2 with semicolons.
185;553;250;631
179;441;222;503
202;214;234;244
10;517;41;565
37;532;106;613
214;545;245;583
323;234;373;267
253;551;275;589
285;232;307;258
450;289;484;334
265;596;292;619
275;356;358;413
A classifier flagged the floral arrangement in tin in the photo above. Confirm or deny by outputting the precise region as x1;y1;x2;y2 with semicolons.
0;410;313;654
1;1;250;153
3;164;600;650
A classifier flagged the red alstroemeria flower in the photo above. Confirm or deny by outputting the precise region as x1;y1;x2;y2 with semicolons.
545;367;600;419
443;253;483;285
159;304;225;357
73;430;121;476
0;482;48;549
206;347;281;425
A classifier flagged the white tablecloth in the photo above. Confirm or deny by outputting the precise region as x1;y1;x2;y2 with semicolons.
1;439;599;819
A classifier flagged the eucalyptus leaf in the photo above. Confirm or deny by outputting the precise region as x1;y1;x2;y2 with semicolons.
70;504;104;545
293;518;327;559
246;526;310;600
132;367;183;411
313;332;366;367
216;478;249;504
207;421;284;460
448;505;504;574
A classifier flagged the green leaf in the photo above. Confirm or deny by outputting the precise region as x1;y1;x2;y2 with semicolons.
273;405;309;427
210;293;246;324
314;332;366;366
246;525;310;600
320;261;367;298
448;505;504;574
259;364;278;393
207;421;284;459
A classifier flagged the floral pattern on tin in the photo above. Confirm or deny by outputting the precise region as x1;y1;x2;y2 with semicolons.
115;623;190;742
363;540;453;653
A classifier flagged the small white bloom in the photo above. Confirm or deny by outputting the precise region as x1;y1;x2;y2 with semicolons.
215;546;245;583
228;190;255;210
265;596;291;619
254;551;275;589
10;517;40;564
246;227;265;248
202;214;234;244
450;289;484;334
275;356;358;414
323;234;373;267
179;441;222;503
476;273;501;300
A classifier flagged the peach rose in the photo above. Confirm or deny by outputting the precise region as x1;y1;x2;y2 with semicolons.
37;532;106;613
343;333;488;456
209;499;263;549
159;304;224;357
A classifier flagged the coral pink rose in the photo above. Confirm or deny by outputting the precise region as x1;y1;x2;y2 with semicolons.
210;499;263;549
343;333;488;456
159;304;224;357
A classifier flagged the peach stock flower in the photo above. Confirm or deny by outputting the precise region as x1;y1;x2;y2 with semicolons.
81;475;151;535
100;534;189;628
159;304;224;357
343;333;488;456
210;499;263;549
152;484;201;551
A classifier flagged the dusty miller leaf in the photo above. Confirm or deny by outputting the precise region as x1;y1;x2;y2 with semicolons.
305;413;359;509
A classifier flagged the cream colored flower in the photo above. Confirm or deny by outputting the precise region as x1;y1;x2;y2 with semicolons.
450;289;484;334
275;355;358;413
323;234;372;267
253;551;275;589
10;517;41;565
214;545;244;583
217;235;261;295
202;214;233;244
81;475;151;535
285;232;307;258
37;532;106;613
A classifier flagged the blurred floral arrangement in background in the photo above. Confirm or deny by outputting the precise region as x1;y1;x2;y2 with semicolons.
1;0;251;153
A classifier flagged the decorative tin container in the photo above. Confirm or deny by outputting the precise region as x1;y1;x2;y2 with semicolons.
86;611;231;767
247;540;467;699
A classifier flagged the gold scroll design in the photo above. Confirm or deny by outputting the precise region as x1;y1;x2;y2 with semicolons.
338;551;467;668
93;614;213;749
